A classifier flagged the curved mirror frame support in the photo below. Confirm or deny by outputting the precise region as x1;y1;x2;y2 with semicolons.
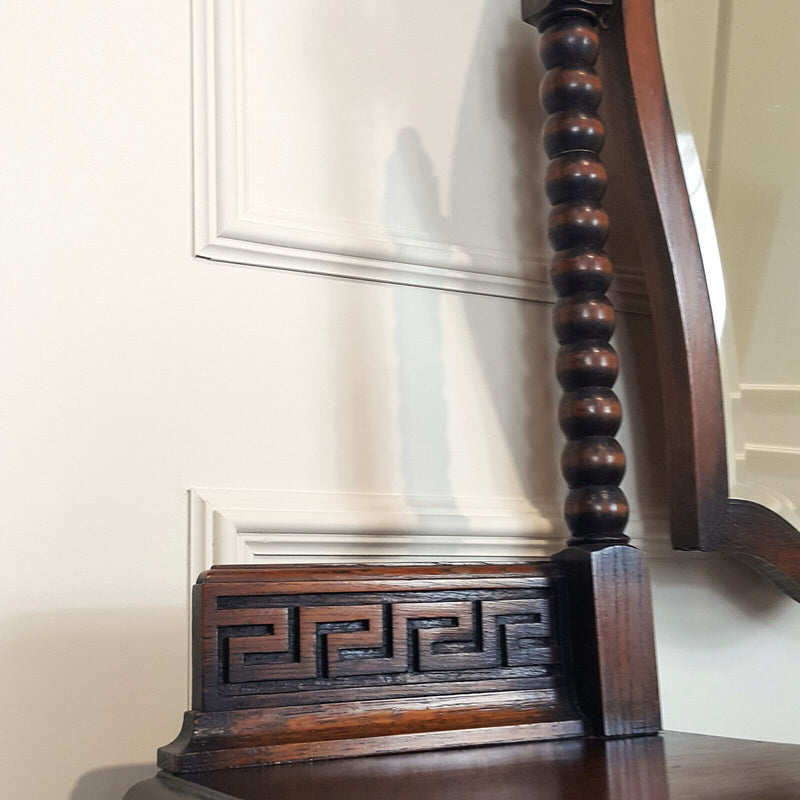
594;0;800;599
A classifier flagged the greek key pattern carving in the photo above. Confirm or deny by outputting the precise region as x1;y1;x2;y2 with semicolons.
213;595;556;692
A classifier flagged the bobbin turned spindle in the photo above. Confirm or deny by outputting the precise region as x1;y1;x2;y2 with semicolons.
522;0;660;738
526;0;628;549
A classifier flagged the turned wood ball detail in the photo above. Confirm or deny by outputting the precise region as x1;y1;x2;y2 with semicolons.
558;387;622;438
539;20;599;69
556;341;618;390
537;11;629;547
550;248;612;294
545;154;607;205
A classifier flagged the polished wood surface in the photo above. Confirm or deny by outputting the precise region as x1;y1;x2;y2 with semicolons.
598;0;800;598
126;731;800;800
602;0;727;551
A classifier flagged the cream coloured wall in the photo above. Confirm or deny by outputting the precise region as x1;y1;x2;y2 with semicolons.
1;2;798;798
706;1;800;523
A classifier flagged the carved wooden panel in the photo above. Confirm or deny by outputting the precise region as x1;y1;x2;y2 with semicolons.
207;592;553;708
160;563;584;772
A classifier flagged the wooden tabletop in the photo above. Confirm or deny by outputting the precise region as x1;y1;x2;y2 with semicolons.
125;731;800;799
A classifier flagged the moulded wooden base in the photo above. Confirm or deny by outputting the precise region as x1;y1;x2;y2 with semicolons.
159;699;584;772
161;563;587;773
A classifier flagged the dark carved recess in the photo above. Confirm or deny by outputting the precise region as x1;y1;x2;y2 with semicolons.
596;0;800;600
207;590;558;710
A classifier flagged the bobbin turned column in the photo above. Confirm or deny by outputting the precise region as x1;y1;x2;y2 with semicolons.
522;0;660;737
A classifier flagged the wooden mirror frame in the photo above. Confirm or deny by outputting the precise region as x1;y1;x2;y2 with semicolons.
589;0;800;599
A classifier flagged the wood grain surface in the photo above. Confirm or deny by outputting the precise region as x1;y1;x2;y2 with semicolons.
127;731;800;800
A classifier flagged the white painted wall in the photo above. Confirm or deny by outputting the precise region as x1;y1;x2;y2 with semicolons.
1;2;798;798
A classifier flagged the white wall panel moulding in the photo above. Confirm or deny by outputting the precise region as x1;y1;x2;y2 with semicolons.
730;383;800;526
188;487;671;580
740;384;800;392
738;383;800;449
185;487;669;692
192;0;649;313
744;444;800;458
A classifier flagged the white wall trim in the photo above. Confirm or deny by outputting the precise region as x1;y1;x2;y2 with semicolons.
734;382;800;463
191;0;650;313
729;381;800;529
744;443;800;458
739;383;800;394
189;488;561;578
189;487;672;579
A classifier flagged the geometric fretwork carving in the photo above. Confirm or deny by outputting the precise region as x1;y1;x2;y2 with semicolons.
202;585;562;713
163;563;583;772
196;577;566;714
221;598;552;685
194;565;562;711
192;566;569;713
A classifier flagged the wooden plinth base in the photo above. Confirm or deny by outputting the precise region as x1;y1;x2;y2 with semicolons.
159;700;584;773
160;563;587;773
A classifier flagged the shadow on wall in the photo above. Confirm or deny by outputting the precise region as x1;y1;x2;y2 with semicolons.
384;4;560;522
373;2;561;529
72;765;155;800
2;608;184;798
653;556;785;642
453;11;555;510
384;128;466;529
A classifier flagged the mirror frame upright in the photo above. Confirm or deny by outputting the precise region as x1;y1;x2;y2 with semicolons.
592;0;800;599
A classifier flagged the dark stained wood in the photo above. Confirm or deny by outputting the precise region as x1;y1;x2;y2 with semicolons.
554;545;660;737
721;500;800;601
522;0;613;30
161;563;586;773
597;0;800;598
520;1;659;735
525;2;631;550
158;547;661;774
125;731;800;800
599;0;728;549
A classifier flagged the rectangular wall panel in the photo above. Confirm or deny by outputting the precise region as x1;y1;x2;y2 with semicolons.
193;0;648;311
